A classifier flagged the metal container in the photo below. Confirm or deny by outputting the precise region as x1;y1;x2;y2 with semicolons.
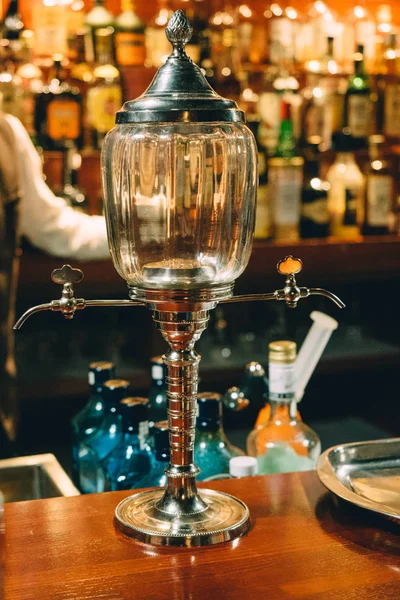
0;454;80;503
317;438;400;521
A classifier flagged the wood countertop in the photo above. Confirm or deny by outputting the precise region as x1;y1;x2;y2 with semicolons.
2;472;400;600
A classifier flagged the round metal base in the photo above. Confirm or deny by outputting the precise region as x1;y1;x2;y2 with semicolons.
114;488;251;547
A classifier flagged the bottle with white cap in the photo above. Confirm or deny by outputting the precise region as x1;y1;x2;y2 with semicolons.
203;456;258;482
246;341;321;475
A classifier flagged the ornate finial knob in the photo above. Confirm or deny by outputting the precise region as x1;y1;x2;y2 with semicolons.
277;256;303;276
51;264;84;286
166;10;193;51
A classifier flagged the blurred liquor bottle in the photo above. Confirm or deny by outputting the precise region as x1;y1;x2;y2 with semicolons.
115;0;146;67
327;130;364;238
34;55;83;150
66;0;85;62
0;44;23;119
264;0;296;67
377;33;400;141
361;135;393;235
300;136;330;239
344;44;374;149
84;0;114;63
87;28;123;150
60;142;88;213
31;0;68;67
145;0;173;68
1;0;24;48
341;3;376;75
16;31;44;141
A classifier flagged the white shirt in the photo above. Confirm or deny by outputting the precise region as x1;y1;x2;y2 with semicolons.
4;114;110;261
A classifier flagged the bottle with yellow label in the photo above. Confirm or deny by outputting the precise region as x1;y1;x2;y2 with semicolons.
34;54;83;150
115;0;146;67
87;28;123;150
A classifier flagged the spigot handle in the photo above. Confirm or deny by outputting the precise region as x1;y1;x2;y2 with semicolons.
51;264;84;286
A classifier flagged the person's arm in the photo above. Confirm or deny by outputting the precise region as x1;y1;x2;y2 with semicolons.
4;115;110;261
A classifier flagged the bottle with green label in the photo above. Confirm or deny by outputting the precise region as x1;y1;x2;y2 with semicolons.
344;44;374;150
247;341;320;475
361;135;393;235
327;130;364;238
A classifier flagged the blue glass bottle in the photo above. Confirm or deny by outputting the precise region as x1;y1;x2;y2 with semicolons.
194;392;244;482
79;378;129;493
71;361;115;483
140;420;169;488
148;356;167;428
102;397;153;491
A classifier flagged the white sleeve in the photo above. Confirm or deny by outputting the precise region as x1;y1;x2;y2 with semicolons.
4;115;111;262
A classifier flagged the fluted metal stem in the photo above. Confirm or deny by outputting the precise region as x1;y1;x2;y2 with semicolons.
151;310;210;516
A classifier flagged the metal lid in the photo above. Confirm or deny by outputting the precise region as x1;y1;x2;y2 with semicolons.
116;10;244;124
268;341;297;363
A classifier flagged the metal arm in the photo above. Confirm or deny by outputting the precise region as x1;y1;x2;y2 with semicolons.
13;265;144;330
13;256;345;330
223;256;345;309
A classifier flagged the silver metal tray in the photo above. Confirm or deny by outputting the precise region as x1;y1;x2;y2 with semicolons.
317;438;400;521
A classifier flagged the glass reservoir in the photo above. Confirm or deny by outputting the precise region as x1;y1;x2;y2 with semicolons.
102;124;256;289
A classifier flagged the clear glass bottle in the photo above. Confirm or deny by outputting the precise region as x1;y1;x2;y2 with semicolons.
327;130;364;238
79;378;129;493
344;44;374;149
140;420;169;487
247;341;321;474
60;142;88;213
71;361;115;483
194;392;244;482
145;0;173;68
34;54;83;151
361;135;393;235
115;0;146;67
300;136;330;238
102;397;152;491
148;356;167;429
87;28;123;149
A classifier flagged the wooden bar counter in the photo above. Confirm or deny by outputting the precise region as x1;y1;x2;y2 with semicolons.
2;472;400;599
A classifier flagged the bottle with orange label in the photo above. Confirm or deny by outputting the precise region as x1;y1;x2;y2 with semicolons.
34;54;83;150
115;0;146;67
87;28;123;149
